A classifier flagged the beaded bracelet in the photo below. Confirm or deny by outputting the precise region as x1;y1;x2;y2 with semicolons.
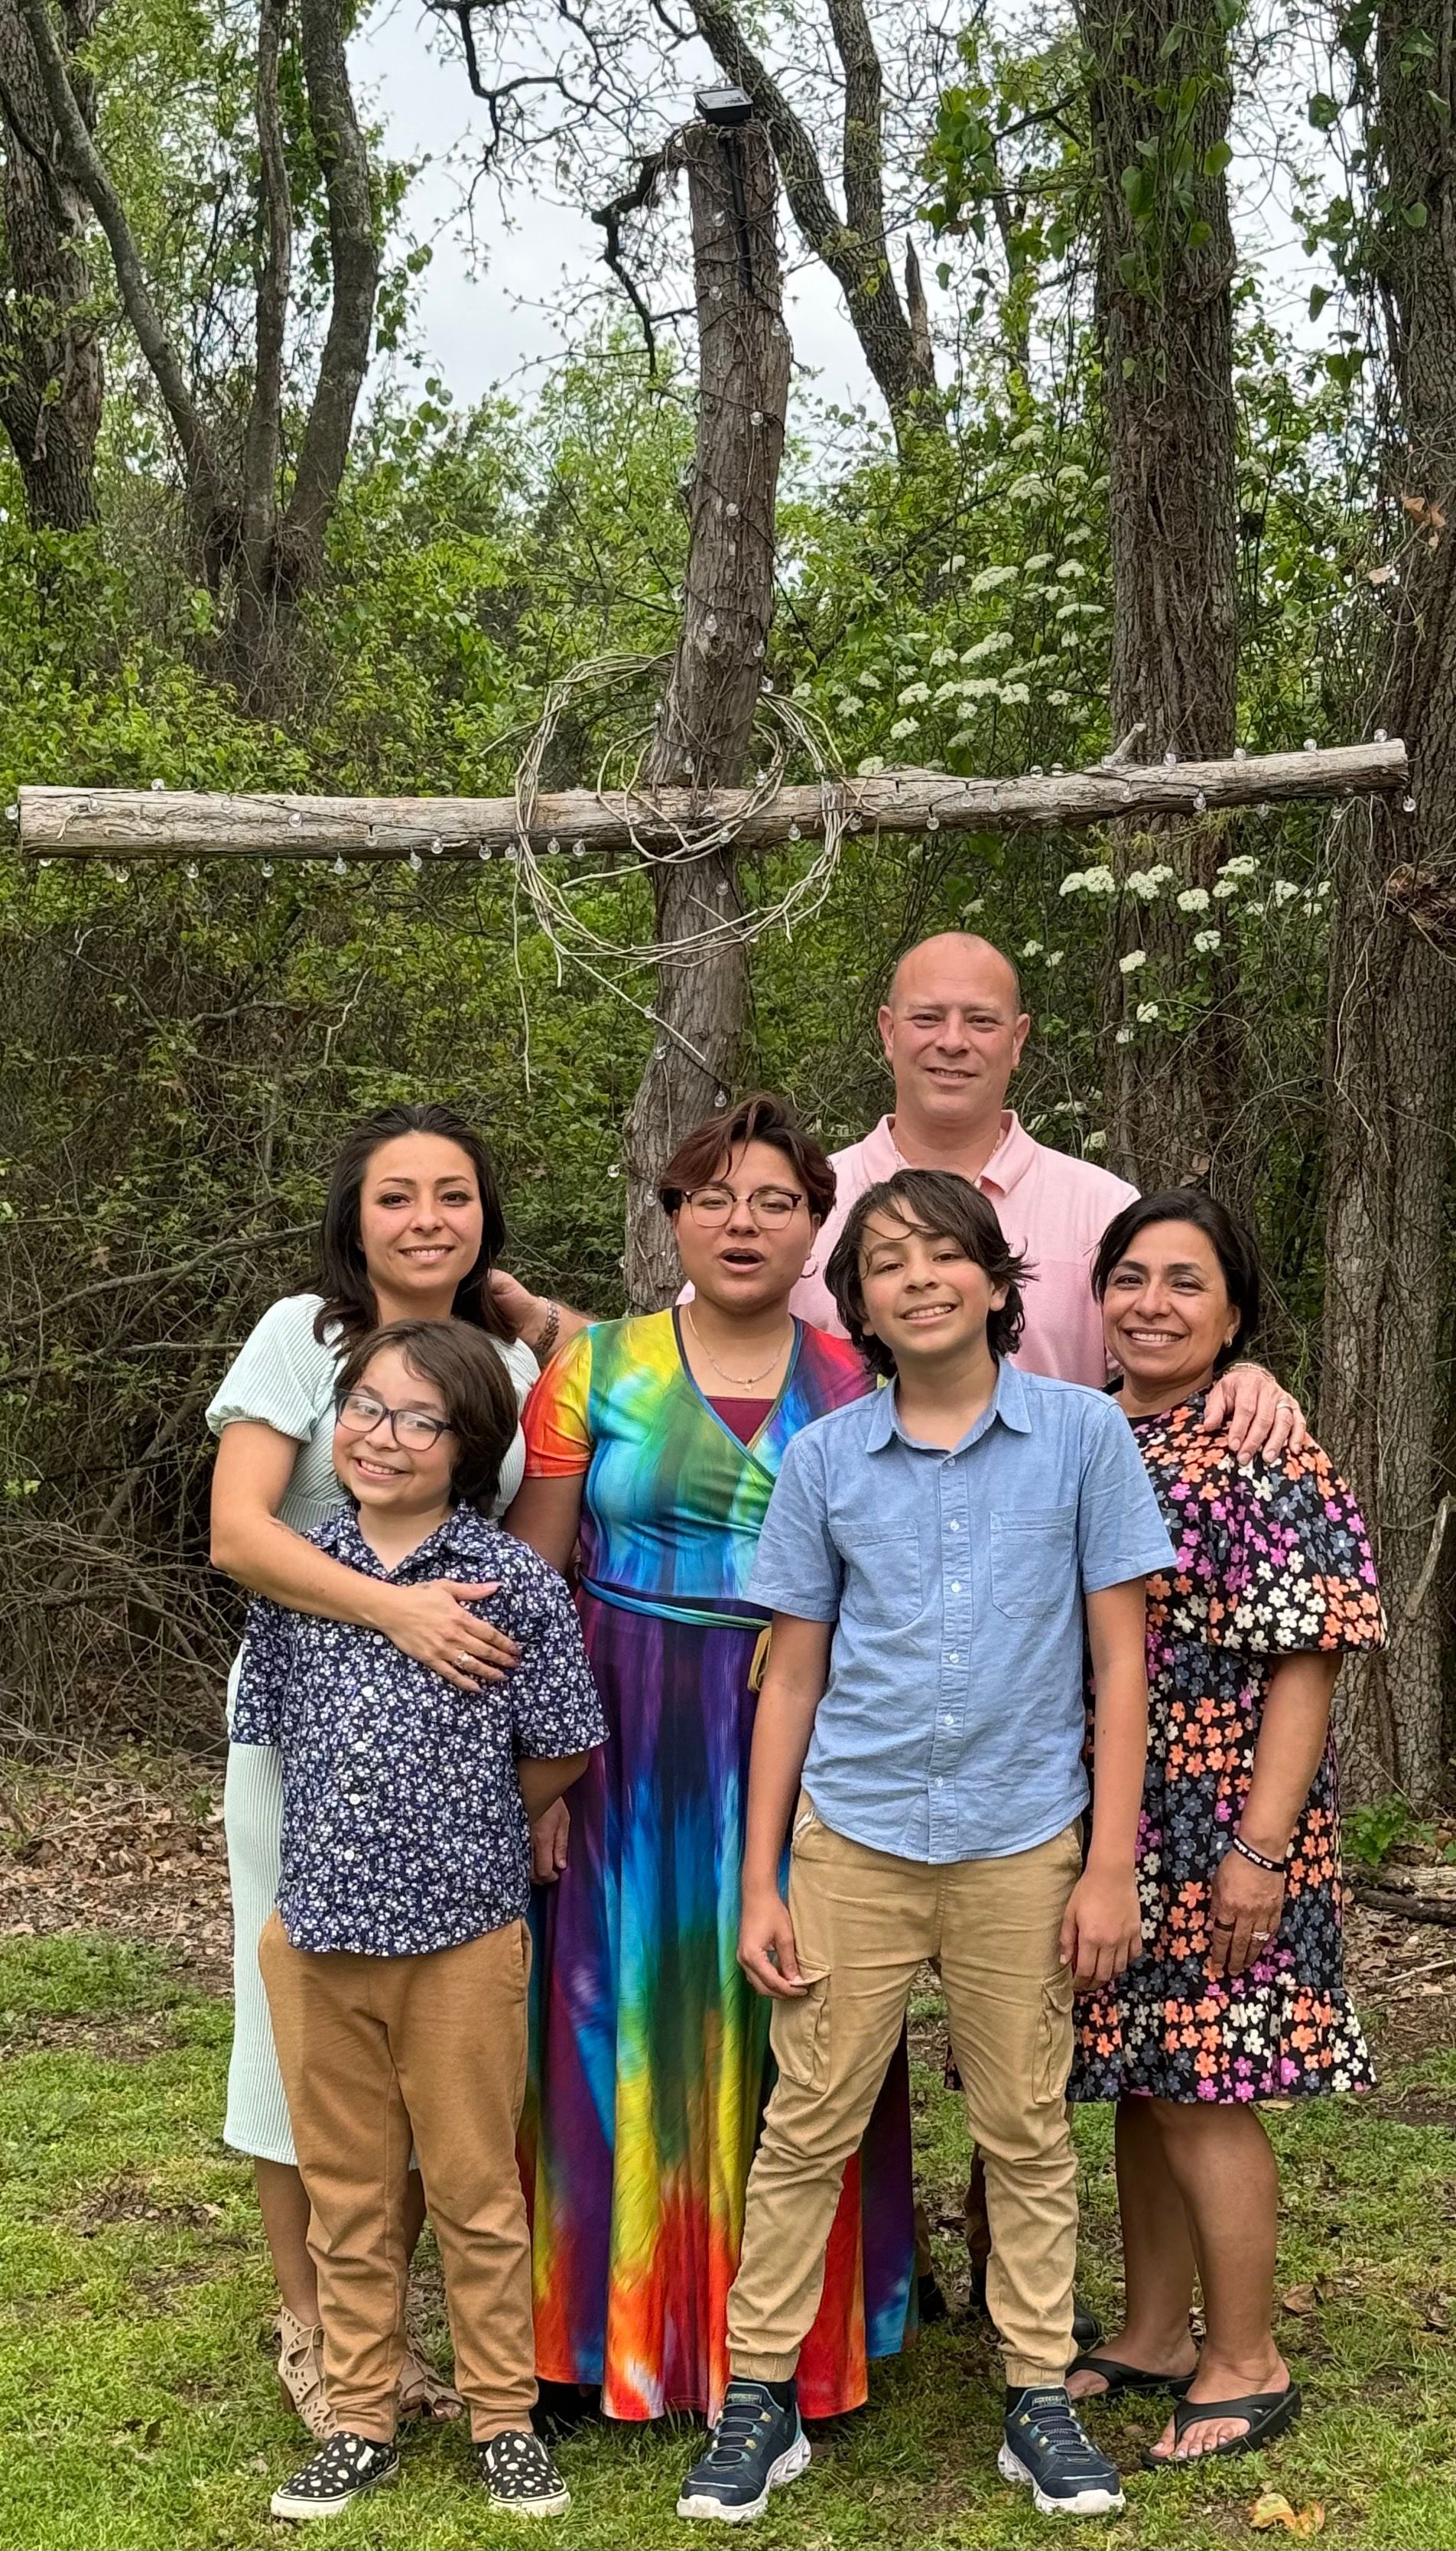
1231;1832;1285;1874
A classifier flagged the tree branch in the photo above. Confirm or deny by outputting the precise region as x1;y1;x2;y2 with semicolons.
590;147;671;367
19;740;1411;862
15;0;224;538
239;0;291;584
281;0;379;568
687;0;939;438
827;0;885;246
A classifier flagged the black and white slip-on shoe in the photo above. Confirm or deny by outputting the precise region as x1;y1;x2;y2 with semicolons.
475;2429;571;2517
268;2429;399;2522
999;2385;1125;2517
677;2378;811;2524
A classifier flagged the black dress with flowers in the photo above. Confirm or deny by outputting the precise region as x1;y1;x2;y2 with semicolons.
1071;1396;1383;2106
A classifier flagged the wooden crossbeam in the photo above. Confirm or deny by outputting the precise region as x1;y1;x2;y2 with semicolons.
16;739;1408;862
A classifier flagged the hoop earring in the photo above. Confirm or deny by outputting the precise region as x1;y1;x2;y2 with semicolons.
801;1258;819;1279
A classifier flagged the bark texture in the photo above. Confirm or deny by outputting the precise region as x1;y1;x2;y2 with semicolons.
688;0;941;451
1320;1;1456;1804
0;0;102;531
622;119;790;1311
15;0;378;703
1075;0;1243;1193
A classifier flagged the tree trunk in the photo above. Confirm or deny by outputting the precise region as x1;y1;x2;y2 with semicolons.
0;0;102;532
1319;0;1456;1805
1075;0;1242;1193
622;117;790;1311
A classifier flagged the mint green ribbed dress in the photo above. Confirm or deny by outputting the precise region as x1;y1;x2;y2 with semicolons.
206;1293;535;2162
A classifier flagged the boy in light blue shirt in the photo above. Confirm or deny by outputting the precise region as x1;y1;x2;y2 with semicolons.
676;1169;1175;2527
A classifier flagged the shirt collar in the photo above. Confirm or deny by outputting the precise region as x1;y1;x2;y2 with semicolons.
317;1500;501;1580
881;1108;1038;1199
866;1354;1032;1456
976;1109;1038;1199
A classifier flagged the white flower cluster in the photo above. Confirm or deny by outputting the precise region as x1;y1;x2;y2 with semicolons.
1060;864;1116;896
1118;948;1147;974
1192;928;1222;952
1125;864;1175;900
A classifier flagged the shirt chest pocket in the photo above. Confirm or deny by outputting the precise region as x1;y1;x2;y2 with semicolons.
838;1527;924;1631
990;1505;1077;1619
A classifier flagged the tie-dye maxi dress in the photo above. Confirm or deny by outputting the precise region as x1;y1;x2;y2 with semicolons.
520;1308;917;2422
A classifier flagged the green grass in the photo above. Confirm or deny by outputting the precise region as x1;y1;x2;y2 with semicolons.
1;1936;1454;2548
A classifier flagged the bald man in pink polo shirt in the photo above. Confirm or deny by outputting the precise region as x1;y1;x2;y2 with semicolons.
788;935;1132;1388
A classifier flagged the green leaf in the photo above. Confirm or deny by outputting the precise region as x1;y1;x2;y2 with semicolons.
1203;139;1233;174
1308;285;1332;319
1308;91;1341;131
1401;200;1430;229
1120;164;1155;220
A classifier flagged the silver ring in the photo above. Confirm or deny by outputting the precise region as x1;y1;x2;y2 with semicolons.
1252;1929;1272;1941
1276;1398;1294;1414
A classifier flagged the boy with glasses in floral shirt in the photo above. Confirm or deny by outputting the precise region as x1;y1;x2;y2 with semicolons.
232;1319;606;2525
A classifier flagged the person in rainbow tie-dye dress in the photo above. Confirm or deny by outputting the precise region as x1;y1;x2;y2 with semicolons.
506;1093;917;2425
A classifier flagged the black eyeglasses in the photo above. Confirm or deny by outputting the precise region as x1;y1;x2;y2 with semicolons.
334;1388;456;1450
680;1185;806;1228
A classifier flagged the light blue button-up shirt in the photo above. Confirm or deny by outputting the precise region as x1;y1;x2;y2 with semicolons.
749;1361;1176;1864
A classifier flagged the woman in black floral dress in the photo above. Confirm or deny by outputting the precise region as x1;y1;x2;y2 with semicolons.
1068;1191;1383;2468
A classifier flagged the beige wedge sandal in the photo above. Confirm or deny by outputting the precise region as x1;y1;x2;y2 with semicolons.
275;2305;336;2439
396;2343;462;2422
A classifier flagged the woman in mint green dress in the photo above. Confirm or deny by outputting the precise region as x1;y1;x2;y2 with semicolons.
206;1101;541;2433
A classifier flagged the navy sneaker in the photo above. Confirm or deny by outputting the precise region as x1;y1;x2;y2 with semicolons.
676;2377;811;2524
269;2430;399;2522
999;2385;1125;2517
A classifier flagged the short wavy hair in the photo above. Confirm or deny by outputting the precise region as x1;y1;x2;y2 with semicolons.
333;1319;519;1512
827;1170;1029;1378
658;1090;837;1227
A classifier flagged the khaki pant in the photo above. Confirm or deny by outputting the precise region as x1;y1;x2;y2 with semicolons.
259;1911;535;2444
728;1806;1081;2389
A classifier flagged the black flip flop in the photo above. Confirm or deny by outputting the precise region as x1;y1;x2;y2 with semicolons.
1071;2352;1194;2401
1142;2381;1302;2467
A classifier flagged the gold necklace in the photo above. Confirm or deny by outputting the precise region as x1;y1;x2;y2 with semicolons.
684;1306;792;1389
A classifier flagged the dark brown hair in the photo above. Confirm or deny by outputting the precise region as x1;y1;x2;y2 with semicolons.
333;1319;519;1513
313;1102;512;1349
827;1170;1029;1378
657;1091;837;1226
1091;1187;1261;1376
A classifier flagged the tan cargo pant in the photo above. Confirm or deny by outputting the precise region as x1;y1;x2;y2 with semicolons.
259;1910;536;2444
727;1804;1082;2389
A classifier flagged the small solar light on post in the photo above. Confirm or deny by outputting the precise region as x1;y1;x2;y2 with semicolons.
696;86;756;295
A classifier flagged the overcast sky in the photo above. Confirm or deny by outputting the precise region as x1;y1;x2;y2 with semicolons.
356;0;875;421
356;0;1334;430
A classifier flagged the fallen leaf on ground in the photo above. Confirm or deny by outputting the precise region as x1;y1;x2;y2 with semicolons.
1279;2282;1321;2315
1250;2491;1326;2537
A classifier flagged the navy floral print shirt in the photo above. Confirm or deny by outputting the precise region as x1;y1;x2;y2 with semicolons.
232;1504;606;1957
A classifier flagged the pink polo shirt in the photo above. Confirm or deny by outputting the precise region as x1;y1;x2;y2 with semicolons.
790;1112;1137;1386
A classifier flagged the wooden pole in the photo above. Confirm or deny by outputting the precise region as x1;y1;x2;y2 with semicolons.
15;738;1410;862
622;112;791;1310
